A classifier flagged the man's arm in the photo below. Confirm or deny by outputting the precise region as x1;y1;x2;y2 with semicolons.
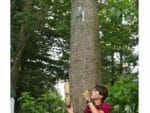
88;102;104;113
82;89;104;113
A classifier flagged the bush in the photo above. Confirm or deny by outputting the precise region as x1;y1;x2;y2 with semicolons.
106;76;138;113
17;90;65;113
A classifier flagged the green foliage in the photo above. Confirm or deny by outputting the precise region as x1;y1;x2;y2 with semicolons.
98;0;138;84
17;90;65;113
106;76;138;113
11;0;71;97
11;0;71;112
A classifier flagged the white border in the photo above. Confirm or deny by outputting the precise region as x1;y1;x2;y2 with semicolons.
139;0;150;113
0;0;10;113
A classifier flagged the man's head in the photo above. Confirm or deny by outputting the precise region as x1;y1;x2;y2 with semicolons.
90;85;108;102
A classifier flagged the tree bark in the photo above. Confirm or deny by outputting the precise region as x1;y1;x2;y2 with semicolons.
119;45;123;75
11;24;30;96
70;0;101;113
110;51;115;85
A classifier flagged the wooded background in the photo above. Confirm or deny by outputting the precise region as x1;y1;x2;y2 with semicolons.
11;0;138;113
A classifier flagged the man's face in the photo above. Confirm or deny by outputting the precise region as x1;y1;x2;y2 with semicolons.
90;89;103;100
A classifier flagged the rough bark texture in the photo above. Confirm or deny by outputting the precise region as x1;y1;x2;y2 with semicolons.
70;0;101;113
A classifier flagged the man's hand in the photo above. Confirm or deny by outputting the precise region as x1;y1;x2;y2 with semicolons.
65;104;74;113
82;89;90;100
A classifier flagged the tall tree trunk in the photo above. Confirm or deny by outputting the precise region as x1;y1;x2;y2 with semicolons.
119;45;123;75
110;51;115;85
11;24;30;94
70;0;101;113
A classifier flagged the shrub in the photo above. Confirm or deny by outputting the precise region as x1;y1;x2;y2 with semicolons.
17;90;65;113
106;76;138;113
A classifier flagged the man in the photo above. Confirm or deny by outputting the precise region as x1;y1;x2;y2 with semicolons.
65;85;110;113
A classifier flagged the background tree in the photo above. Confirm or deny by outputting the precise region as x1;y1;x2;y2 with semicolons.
98;0;138;85
11;0;71;112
